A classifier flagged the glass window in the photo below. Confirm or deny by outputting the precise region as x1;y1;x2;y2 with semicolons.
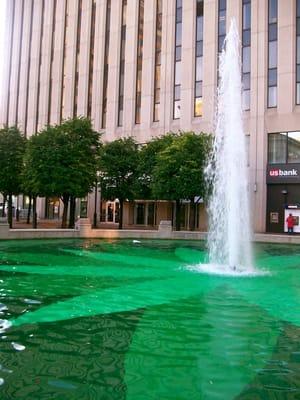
297;65;300;82
219;0;226;10
157;0;162;13
297;37;300;65
268;133;287;164
218;35;225;52
196;57;203;82
196;41;203;57
175;46;181;61
288;132;300;163
242;29;251;46
219;10;226;35
155;50;161;65
242;89;250;110
297;0;300;17
269;0;277;23
176;23;182;46
195;97;203;117
268;41;277;69
297;18;300;36
268;23;277;41
268;86;277;108
196;17;203;41
243;3;251;30
174;100;180;119
175;62;181;85
176;7;182;23
174;84;180;101
155;65;161;83
242;46;251;73
195;81;202;97
154;103;159;121
197;0;203;16
297;83;300;104
155;88;160;103
268;68;277;86
243;72;250;90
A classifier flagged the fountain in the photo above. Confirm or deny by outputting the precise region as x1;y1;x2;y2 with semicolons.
206;19;253;273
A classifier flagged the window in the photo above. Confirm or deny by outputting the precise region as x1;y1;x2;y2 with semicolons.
242;0;251;111
268;133;287;164
288;131;300;163
173;0;182;119
101;0;111;127
47;0;57;126
268;0;277;108
297;0;300;104
135;0;144;124
60;0;68;122
15;0;25;126
36;0;46;130
268;132;300;164
87;1;96;118
24;0;34;136
118;0;127;126
153;0;162;121
73;0;82;117
218;0;226;54
195;0;203;117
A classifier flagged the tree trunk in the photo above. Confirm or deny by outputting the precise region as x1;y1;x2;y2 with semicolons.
7;193;13;228
118;199;123;229
175;199;181;231
68;196;76;228
61;194;70;228
2;194;6;217
32;197;37;229
189;200;196;231
26;196;32;224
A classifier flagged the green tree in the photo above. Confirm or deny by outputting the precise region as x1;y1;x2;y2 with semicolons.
136;133;175;199
23;117;101;228
0;126;26;228
152;132;212;231
99;137;139;229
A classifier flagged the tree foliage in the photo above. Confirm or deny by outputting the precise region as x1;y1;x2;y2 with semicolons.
23;117;101;228
152;132;211;200
0;126;26;227
99;137;139;229
152;132;212;230
136;133;175;199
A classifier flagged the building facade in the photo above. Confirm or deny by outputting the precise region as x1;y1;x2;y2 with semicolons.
1;0;300;232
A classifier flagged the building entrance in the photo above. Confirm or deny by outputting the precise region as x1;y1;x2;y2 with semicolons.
266;184;300;233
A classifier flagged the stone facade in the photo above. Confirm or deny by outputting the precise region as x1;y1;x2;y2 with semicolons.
1;0;300;232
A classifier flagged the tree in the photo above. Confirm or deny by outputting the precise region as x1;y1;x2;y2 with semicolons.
23;117;101;228
99;137;139;229
0;126;26;228
152;132;212;231
135;133;175;199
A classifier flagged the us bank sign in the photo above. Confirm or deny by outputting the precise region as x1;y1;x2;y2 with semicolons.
267;164;300;183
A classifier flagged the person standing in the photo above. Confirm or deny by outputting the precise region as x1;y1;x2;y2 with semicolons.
286;213;295;234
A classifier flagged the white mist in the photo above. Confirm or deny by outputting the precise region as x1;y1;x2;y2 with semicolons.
206;19;253;272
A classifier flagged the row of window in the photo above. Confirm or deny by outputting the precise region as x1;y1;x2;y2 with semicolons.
269;132;300;164
7;1;300;133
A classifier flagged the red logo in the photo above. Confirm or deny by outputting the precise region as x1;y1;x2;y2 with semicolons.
269;169;279;177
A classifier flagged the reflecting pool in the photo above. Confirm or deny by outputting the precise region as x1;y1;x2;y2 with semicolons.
0;239;299;399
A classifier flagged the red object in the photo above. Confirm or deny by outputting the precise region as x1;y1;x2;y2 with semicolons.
286;215;294;228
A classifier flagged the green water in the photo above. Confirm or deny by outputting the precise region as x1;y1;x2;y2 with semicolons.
0;239;299;399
